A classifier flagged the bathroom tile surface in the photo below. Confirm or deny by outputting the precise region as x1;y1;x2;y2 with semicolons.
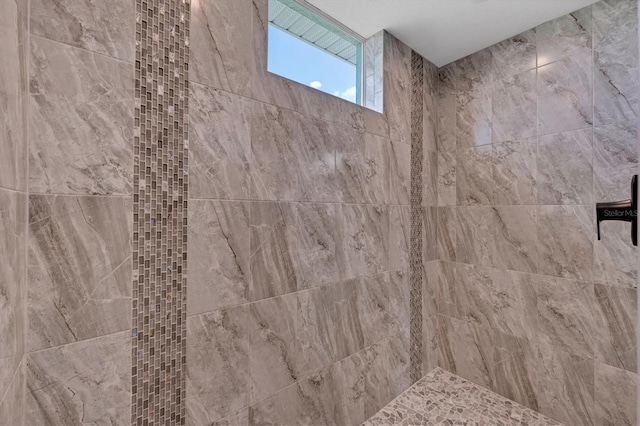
363;368;564;426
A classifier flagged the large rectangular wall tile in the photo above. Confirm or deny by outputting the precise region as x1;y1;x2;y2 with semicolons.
188;200;249;316
537;128;593;205
537;55;593;135
189;84;251;200
364;336;410;418
592;284;636;373
437;315;493;389
340;204;389;278
436;65;457;153
29;36;133;195
594;220;637;288
190;0;252;96
437;207;457;261
593;121;638;202
25;331;131;425
536;205;593;281
456;86;492;149
490;30;536;77
250;384;296;426
336;132;389;205
455;145;493;205
493;138;537;205
388;139;411;205
186;306;249;425
0;9;28;191
493;205;538;273
249;202;343;301
28;195;132;351
30;0;135;62
592;0;637;49
248;293;299;403
535;6;592;66
384;33;411;145
594;362;638;426
250;102;338;202
437;151;456;206
437;261;458;319
492;69;537;144
0;359;24;426
456;206;496;267
0;189;25;400
389;205;410;269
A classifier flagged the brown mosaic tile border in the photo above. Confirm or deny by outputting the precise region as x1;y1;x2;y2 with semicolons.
409;50;424;383
132;0;190;424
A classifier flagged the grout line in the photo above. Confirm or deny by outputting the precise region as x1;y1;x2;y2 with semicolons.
29;33;135;66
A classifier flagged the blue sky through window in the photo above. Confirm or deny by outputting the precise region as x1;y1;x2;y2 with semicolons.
268;25;358;103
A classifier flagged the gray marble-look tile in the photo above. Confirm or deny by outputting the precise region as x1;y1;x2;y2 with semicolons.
250;102;338;202
536;6;592;66
340;204;389;278
536;276;596;357
456;85;492;149
455;49;493;92
538;55;593;135
537;128;593;205
388;140;411;205
593;35;639;126
384;33;411;145
25;331;130;425
0;9;28;192
249;383;296;426
536;205;593;281
437;151;456;206
358;273;393;348
594;362;637;426
249;202;343;301
186;306;249;425
594;121;638;203
592;0;637;49
493;138;537;205
364;336;410;418
594;219;637;289
365;31;384;114
389;206;410;270
493;205;538;273
456;206;496;267
188;200;249;316
29;36;133;195
190;84;251;200
456;144;493;205
436;207;456;261
421;315;438;375
209;408;249;426
422;150;438;207
248;293;299;403
28;195;132;351
437;261;458;319
0;189;25;401
364;107;389;138
492;69;537;143
592;284;636;373
423;61;438;153
490;30;536;77
336;131;389;205
190;0;252;96
0;359;24;426
437;315;493;389
422;206;437;263
30;0;135;62
297;353;366;426
436;65;457;153
454;264;538;340
389;268;409;338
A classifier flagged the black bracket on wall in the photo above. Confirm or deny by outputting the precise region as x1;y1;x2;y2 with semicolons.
596;175;637;246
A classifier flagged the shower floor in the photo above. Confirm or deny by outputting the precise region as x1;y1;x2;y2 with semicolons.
363;368;563;426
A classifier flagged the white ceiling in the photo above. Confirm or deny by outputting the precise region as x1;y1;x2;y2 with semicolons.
306;0;599;67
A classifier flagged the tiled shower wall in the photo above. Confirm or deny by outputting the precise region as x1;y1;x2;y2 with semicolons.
435;0;639;425
0;0;28;423
185;0;436;423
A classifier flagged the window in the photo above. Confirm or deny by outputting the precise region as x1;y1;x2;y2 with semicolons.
268;0;364;105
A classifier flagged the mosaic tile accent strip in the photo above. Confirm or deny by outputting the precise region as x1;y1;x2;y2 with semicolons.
132;0;190;424
363;368;565;426
409;50;424;383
